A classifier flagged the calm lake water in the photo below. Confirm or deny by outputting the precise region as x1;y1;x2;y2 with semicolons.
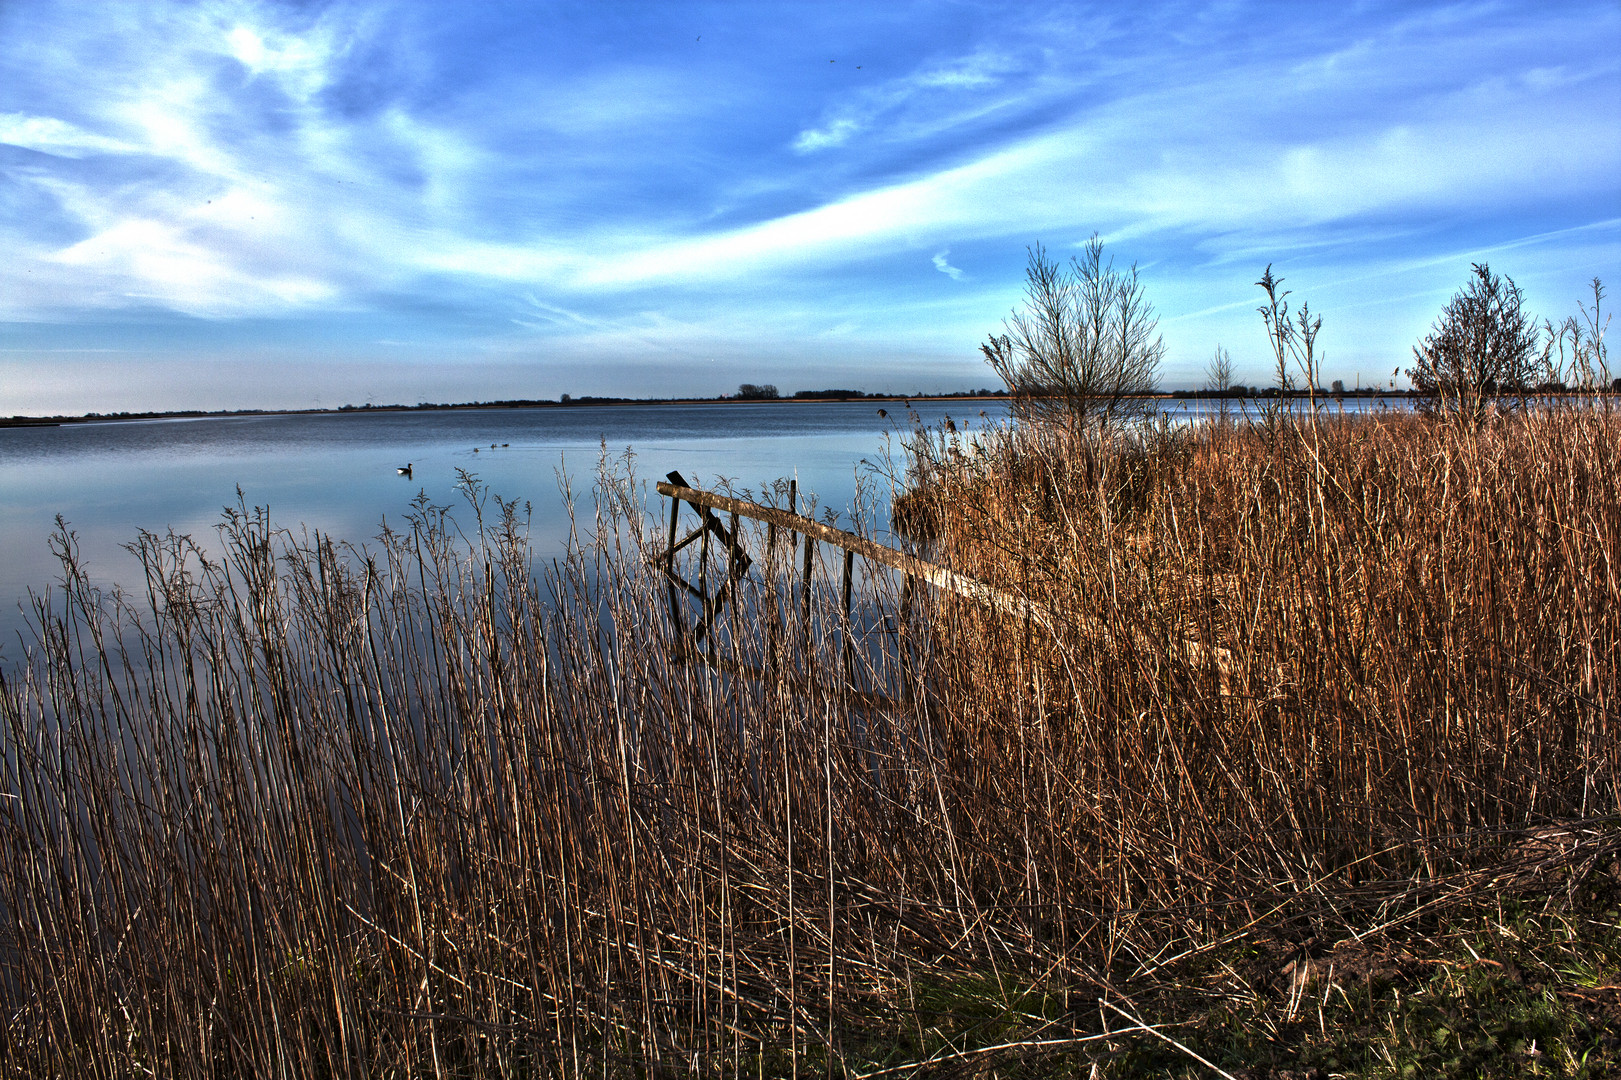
0;395;1412;654
0;399;1011;652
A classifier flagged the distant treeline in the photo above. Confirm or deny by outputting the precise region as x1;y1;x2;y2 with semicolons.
1168;386;1408;399
3;389;1020;426
14;380;1614;427
735;384;1008;401
791;387;1007;400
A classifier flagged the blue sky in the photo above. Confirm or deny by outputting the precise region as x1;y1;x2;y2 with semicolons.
1;0;1617;415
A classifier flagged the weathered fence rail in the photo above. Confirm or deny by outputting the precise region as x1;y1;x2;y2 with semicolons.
655;470;1236;697
655;470;1043;626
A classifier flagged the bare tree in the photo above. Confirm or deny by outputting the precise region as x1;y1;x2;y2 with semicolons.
981;237;1163;430
1407;263;1539;425
1204;344;1235;423
1204;344;1235;393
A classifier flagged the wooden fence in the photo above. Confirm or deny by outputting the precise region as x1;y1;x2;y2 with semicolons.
655;470;1235;698
656;470;1041;622
654;470;1046;704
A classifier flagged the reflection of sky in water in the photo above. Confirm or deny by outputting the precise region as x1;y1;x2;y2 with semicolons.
0;401;1011;651
0;397;1411;653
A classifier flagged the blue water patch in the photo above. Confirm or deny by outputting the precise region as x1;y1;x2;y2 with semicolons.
0;400;1010;651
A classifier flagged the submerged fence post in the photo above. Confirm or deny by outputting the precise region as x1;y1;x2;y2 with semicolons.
727;509;743;650
666;486;683;635
800;533;815;654
767;479;797;679
787;478;797;551
841;548;855;687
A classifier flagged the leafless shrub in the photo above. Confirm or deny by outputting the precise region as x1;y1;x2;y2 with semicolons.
981;236;1164;431
1407;262;1540;424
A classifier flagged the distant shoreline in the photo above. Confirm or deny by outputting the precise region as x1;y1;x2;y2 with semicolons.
0;392;1014;429
0;387;1436;429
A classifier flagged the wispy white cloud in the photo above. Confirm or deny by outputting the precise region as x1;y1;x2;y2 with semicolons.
912;54;1010;90
50;215;337;314
0;112;139;157
793;118;862;153
224;22;334;98
932;250;964;280
790;48;1028;155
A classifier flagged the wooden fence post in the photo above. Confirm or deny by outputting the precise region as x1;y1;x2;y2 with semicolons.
666;487;683;634
727;509;742;645
787;478;797;555
841;548;855;687
801;533;816;653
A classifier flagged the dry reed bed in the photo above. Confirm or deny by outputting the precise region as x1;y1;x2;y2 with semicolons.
0;474;1063;1076
0;407;1614;1077
899;406;1618;930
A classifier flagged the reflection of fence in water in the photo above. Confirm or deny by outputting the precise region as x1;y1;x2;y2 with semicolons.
655;470;1040;713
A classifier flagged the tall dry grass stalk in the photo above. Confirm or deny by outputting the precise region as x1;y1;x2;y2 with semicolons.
0;405;1615;1076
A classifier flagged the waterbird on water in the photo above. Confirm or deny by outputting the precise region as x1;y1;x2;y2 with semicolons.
397;463;412;477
